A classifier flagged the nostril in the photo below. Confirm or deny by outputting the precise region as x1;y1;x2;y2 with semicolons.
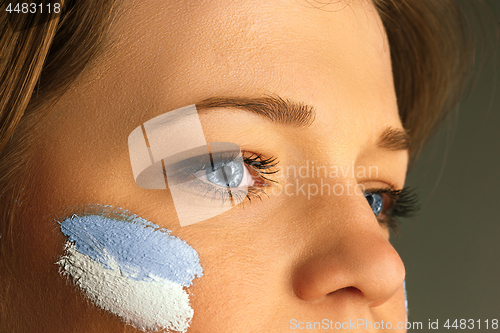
327;286;361;297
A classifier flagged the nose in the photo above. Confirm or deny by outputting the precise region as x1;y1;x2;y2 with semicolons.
292;195;406;307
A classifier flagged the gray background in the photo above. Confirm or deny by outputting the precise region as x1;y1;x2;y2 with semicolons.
392;1;500;330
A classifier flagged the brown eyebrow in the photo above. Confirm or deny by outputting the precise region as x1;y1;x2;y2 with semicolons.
377;127;411;151
194;96;409;151
195;95;316;127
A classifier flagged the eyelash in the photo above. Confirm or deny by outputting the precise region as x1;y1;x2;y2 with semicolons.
243;153;280;183
367;187;420;235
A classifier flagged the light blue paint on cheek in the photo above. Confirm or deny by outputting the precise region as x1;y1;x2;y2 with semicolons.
57;206;202;331
59;211;202;285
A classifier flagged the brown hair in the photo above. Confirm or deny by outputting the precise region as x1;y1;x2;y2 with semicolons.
0;0;475;316
0;0;119;318
375;0;474;162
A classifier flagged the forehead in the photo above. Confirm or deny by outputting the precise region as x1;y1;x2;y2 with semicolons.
45;0;399;165
78;0;392;107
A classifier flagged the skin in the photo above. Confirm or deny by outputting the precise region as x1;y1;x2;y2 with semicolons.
4;0;409;331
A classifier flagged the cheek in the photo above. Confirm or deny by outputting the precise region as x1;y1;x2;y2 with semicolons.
56;205;203;332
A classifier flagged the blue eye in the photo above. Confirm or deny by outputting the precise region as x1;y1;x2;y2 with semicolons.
165;151;277;206
206;160;244;188
365;192;384;216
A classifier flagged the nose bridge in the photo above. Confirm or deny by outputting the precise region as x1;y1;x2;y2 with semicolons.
277;155;365;200
291;186;406;307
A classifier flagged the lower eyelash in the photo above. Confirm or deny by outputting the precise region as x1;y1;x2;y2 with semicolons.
244;186;269;203
378;215;402;236
181;177;268;208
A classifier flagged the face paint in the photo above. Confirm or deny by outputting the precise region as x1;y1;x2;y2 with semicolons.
403;280;408;318
128;104;248;227
57;205;202;332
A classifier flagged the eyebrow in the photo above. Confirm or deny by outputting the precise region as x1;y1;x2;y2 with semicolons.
377;127;411;151
195;95;316;127
194;95;409;151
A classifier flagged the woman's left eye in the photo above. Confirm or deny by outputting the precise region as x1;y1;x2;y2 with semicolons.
193;159;255;189
364;192;384;216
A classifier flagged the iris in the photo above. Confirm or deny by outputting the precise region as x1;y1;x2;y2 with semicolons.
206;159;244;188
365;192;383;216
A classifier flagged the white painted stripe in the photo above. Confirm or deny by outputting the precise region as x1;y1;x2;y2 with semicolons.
58;242;193;332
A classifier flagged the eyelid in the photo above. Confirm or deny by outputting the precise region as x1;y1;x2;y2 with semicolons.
165;150;241;180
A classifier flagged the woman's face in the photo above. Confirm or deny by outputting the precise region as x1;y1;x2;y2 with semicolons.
9;0;409;331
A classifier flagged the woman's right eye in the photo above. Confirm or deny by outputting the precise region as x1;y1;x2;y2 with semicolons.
193;158;256;189
164;151;278;206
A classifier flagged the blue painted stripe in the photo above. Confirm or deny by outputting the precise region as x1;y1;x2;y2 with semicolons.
59;209;202;286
